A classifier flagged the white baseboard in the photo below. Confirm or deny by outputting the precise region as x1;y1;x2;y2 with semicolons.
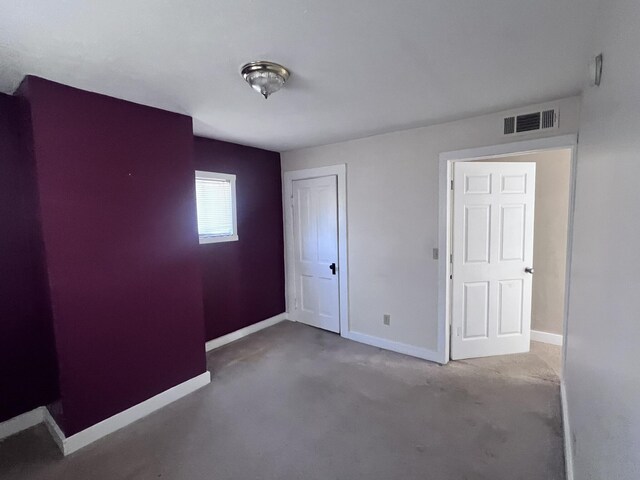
531;330;564;346
205;313;287;352
0;407;44;441
44;371;211;456
560;381;574;480
342;330;442;364
42;407;66;453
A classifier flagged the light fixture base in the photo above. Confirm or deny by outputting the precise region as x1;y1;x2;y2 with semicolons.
241;61;290;99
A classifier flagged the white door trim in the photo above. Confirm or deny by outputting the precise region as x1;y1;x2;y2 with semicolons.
283;165;349;334
438;134;578;365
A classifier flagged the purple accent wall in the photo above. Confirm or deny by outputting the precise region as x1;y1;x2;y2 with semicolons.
193;137;285;340
22;77;207;435
0;93;58;422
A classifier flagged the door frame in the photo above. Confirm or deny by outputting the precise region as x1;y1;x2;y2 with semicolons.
437;134;578;365
283;165;349;334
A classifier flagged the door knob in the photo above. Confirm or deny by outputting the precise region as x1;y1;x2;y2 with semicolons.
525;267;534;274
329;263;337;275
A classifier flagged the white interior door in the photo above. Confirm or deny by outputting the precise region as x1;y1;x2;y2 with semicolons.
451;162;536;360
291;176;340;333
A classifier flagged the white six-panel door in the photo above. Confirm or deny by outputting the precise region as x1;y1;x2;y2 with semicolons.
451;162;536;360
291;176;340;333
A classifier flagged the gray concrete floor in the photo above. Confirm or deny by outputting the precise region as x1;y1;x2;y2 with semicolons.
0;321;564;479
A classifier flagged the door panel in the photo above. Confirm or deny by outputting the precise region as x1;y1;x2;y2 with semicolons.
498;279;524;335
464;205;491;263
292;176;340;333
463;282;490;339
500;204;526;261
451;162;536;360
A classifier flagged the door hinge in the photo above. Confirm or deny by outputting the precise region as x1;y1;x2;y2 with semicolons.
294;296;298;310
450;179;454;190
449;253;453;264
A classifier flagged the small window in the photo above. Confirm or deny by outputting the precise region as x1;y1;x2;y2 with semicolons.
195;171;238;244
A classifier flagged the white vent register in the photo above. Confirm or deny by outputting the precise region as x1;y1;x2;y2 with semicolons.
503;108;558;136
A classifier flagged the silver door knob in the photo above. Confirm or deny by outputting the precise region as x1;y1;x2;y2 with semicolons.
525;267;534;274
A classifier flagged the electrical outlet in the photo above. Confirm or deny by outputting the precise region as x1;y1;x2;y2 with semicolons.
383;314;391;326
432;248;439;260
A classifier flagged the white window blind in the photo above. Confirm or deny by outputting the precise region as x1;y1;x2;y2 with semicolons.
195;171;238;243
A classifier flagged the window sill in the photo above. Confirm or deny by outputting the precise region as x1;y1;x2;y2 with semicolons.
199;234;239;245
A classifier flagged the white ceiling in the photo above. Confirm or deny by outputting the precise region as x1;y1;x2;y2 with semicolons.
0;0;598;152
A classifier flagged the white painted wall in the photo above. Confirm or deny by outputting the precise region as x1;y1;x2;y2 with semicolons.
564;0;640;478
282;97;580;359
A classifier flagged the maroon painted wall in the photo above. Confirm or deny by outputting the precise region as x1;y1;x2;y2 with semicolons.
21;77;207;435
0;93;58;422
193;137;285;340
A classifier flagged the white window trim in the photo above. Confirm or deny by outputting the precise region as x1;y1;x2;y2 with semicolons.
195;170;238;244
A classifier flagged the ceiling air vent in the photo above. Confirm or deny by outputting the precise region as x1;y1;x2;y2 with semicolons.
503;108;558;136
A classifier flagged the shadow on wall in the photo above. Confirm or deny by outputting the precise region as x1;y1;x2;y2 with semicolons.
0;92;58;423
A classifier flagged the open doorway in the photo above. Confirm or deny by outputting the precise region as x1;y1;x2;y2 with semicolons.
438;135;576;376
450;160;537;360
473;149;571;374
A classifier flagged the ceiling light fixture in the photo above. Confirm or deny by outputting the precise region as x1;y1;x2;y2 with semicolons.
241;61;290;99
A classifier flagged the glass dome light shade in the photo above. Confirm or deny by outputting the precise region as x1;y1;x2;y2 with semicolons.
246;70;285;99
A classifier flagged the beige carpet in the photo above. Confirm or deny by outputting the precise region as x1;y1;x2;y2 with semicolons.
0;321;564;480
